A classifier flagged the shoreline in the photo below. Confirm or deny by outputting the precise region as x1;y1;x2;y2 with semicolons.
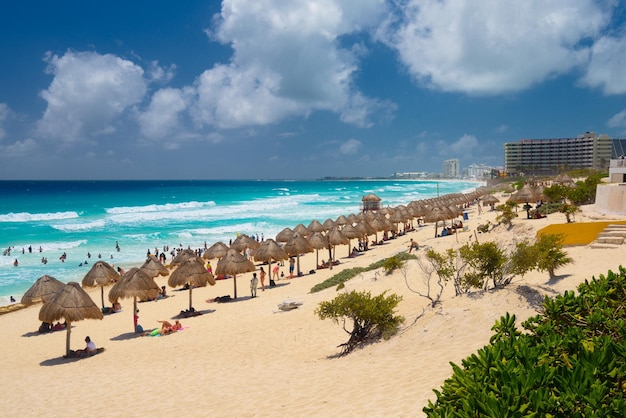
0;179;483;304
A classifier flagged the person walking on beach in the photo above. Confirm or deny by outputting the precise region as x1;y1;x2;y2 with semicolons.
272;265;279;281
259;267;266;291
250;273;258;298
289;257;295;279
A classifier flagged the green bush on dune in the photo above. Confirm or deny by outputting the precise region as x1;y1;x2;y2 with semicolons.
424;266;626;416
309;252;416;293
316;290;404;356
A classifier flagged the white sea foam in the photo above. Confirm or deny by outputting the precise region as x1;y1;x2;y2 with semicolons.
97;194;325;227
51;219;107;232
106;200;216;214
0;211;79;222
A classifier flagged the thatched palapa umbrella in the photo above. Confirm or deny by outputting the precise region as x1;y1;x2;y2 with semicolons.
275;227;294;243
335;214;350;227
327;227;349;264
140;255;169;278
169;257;215;311
21;275;65;306
108;268;160;332
308;232;329;268
230;234;260;253
215;248;256;299
508;184;543;205
170;248;197;268
307;219;324;235
253;239;288;280
202;241;229;260
293;223;309;237
368;217;387;242
321;218;336;232
39;282;103;357
423;206;451;238
283;234;314;276
340;224;361;257
481;194;500;209
82;261;120;309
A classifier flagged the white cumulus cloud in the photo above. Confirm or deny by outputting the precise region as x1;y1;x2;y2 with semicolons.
37;51;147;142
339;138;363;155
378;0;611;95
192;0;390;129
0;138;38;157
138;87;193;139
580;32;626;95
608;109;626;128
0;103;10;140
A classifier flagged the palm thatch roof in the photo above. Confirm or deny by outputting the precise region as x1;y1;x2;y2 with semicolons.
202;241;229;260
215;248;256;299
21;275;65;306
169;257;215;311
108;267;160;331
39;282;103;357
82;261;120;309
140;255;169;278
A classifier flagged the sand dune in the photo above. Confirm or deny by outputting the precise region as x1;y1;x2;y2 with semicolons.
1;201;624;417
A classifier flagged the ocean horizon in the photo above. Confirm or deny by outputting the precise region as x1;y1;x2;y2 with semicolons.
0;179;482;304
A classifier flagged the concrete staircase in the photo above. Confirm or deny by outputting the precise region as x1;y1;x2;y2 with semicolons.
590;224;626;249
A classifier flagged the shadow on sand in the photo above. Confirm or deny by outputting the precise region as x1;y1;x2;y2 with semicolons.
546;273;571;286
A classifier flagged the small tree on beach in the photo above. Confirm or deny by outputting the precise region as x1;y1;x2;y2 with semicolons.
420;248;467;297
559;203;580;223
411;252;446;307
316;290;404;356
459;241;508;290
495;202;518;229
534;233;573;280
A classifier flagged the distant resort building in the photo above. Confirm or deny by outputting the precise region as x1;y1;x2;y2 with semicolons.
443;159;460;178
393;172;429;179
503;132;626;175
464;164;497;179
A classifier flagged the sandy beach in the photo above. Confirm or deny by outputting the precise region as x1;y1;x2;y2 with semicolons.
1;200;624;417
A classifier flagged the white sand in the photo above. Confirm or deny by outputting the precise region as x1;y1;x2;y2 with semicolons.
1;202;623;417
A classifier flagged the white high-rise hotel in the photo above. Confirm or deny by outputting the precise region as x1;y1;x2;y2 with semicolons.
443;159;460;178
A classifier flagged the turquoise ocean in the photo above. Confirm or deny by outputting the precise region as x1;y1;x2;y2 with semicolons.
0;179;480;303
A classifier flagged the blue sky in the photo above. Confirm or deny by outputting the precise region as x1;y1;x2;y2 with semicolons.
1;0;626;180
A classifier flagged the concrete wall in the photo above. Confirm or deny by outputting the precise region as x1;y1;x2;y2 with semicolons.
595;183;626;215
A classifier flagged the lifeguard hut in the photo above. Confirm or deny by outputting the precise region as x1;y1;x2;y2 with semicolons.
361;193;382;213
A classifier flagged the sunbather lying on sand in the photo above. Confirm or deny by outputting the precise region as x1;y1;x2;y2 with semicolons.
144;320;182;336
206;295;232;303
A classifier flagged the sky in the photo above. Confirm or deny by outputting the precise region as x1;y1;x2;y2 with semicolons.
1;0;626;180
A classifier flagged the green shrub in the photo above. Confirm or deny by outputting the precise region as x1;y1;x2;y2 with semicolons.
382;255;405;275
310;252;416;293
496;201;518;228
316;290;404;356
424;267;626;416
534;233;573;279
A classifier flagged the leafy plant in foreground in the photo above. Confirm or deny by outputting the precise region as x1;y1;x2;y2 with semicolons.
424;267;626;416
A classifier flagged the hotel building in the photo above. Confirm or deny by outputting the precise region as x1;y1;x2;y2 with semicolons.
443;159;460;178
503;132;622;175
